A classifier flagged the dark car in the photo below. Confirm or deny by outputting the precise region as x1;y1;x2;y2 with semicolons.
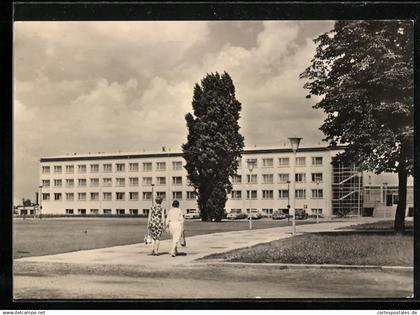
295;209;308;220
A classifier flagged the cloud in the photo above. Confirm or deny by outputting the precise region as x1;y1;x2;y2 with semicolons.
176;22;329;147
13;21;334;203
14;21;210;83
14;99;35;122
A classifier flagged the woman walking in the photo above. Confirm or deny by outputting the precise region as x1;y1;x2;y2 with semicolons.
166;200;184;257
147;196;165;256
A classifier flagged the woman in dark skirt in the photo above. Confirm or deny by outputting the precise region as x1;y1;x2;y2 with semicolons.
147;196;165;255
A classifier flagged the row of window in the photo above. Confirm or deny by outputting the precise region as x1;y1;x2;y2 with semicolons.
231;189;323;200
41;156;325;174
244;156;323;168
62;208;323;215
41;173;324;188
41;176;184;188
43;191;197;201
42;161;184;174
232;172;323;184
65;208;147;215
63;208;198;215
232;208;324;215
42;189;323;202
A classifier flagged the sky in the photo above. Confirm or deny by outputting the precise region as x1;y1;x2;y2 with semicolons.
13;21;334;204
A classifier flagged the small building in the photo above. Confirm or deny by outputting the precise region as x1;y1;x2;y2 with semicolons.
362;172;414;218
15;204;38;216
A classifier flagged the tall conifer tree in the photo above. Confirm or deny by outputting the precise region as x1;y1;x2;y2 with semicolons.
182;72;244;221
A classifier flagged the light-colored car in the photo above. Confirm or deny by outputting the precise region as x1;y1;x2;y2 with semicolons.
272;211;287;220
227;212;247;220
184;211;200;220
248;211;262;220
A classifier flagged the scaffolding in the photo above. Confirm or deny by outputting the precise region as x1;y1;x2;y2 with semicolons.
331;158;363;217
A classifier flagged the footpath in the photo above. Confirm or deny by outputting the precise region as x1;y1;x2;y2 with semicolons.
16;218;381;270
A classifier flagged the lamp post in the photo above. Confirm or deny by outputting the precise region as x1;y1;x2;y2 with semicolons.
287;180;291;222
383;182;388;219
247;159;256;230
99;180;102;216
357;171;362;219
288;137;302;236
315;179;320;224
39;185;43;219
151;183;155;207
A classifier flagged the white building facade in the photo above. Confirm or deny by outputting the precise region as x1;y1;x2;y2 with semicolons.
225;146;337;218
38;145;413;218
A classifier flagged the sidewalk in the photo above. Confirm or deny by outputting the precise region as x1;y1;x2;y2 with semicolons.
16;218;380;269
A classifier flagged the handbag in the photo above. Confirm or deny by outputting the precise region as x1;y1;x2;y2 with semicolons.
144;232;152;245
179;231;186;247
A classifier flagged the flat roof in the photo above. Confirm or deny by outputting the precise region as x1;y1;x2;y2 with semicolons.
40;145;346;163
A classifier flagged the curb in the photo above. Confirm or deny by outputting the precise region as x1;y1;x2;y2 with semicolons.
14;260;413;276
13;260;208;276
204;261;414;271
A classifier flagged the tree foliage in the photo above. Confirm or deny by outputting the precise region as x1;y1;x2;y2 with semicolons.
300;21;413;232
22;198;32;207
182;72;244;222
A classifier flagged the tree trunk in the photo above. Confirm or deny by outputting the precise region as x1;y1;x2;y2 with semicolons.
198;192;210;222
394;168;407;234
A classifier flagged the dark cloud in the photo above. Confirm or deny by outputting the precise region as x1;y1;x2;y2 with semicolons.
207;21;265;50
294;21;334;46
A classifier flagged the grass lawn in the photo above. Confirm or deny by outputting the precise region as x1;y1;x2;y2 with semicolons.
204;220;413;266
341;219;414;231
13;217;317;259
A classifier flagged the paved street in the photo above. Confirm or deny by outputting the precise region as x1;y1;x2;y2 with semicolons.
14;218;413;299
14;264;412;299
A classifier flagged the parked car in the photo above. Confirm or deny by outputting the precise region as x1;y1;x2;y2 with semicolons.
184;211;200;220
272;211;287;220
227;212;247;220
248;211;262;220
295;209;308;220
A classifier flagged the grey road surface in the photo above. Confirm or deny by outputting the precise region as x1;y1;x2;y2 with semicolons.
14;263;412;299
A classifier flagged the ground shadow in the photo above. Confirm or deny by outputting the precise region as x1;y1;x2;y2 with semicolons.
146;252;171;256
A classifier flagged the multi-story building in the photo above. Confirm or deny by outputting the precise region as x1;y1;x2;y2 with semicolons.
38;145;413;218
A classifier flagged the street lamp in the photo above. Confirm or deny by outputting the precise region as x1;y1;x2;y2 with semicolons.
287;180;291;222
383;182;388;219
247;159;256;230
288;137;302;236
99;180;103;216
39;185;43;219
315;179;320;224
357;171;362;219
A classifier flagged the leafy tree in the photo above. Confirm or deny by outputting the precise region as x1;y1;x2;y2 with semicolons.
22;198;32;207
300;21;413;233
182;72;244;222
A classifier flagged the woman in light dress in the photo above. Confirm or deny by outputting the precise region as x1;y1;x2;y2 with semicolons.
166;200;184;257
